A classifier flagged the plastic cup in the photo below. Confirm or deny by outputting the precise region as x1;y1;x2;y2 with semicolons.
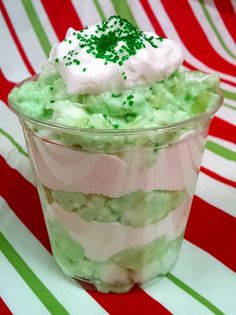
9;76;223;293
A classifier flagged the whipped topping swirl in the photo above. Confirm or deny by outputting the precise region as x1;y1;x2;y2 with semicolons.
49;16;183;94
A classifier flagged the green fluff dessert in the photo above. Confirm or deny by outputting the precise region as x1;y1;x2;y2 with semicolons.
9;16;222;293
9;65;220;130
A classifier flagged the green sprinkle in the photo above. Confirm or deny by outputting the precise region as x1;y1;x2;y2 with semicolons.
82;68;87;72
49;87;53;91
68;40;72;44
128;101;134;106
55;58;59;63
113;124;119;129
50;100;55;103
112;93;121;97
125;113;136;122
73;59;80;65
127;95;134;100
43;108;53;119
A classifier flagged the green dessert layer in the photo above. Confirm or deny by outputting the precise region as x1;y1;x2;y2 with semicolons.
47;220;183;293
9;66;219;131
45;187;185;228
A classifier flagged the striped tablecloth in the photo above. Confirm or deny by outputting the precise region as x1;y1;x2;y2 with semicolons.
0;1;235;314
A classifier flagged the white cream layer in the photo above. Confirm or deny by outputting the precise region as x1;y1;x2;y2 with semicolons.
46;200;190;261
29;132;204;197
48;25;183;94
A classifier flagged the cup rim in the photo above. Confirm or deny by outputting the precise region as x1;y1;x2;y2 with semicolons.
8;74;224;136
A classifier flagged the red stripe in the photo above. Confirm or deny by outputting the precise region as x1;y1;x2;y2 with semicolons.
41;0;83;41
208;116;236;144
0;155;51;251
185;195;236;272
161;0;236;76
0;70;15;105
214;0;236;42
0;299;13;315
89;286;172;315
200;166;236;188
0;1;35;76
0;156;171;314
220;78;236;88
140;0;236;87
140;0;166;37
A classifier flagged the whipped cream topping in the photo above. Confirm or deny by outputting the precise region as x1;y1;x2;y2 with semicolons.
48;16;183;94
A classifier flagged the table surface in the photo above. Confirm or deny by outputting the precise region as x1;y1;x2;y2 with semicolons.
0;1;235;314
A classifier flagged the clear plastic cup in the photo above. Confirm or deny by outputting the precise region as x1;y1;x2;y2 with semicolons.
9;76;223;293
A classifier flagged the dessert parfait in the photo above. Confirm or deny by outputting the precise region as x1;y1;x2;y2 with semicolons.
9;16;222;293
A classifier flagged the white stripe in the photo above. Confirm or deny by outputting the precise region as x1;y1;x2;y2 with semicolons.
189;0;236;65
127;0;153;31
215;104;236;126
204;0;236;52
203;149;236;182
143;240;236;315
0;101;27;149
195;172;236;217
148;0;236;84
189;0;236;64
0;198;108;315
0;12;30;82
71;0;101;26
98;0;116;18
3;0;46;73
231;0;236;14
221;82;236;94
224;98;236;108
142;277;213;315
0;134;34;185
0;252;50;315
221;82;236;106
32;0;58;45
208;135;236;152
172;240;236;313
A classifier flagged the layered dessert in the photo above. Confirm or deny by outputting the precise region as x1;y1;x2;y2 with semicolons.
9;16;221;293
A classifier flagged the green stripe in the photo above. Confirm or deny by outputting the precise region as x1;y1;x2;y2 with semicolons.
224;103;236;111
0;128;28;158
92;0;106;21
222;89;236;101
21;0;51;56
166;273;224;315
199;0;236;59
110;0;139;28
206;140;236;161
0;232;69;315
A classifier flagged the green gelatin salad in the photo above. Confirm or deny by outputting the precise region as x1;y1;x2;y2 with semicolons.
9;15;222;293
